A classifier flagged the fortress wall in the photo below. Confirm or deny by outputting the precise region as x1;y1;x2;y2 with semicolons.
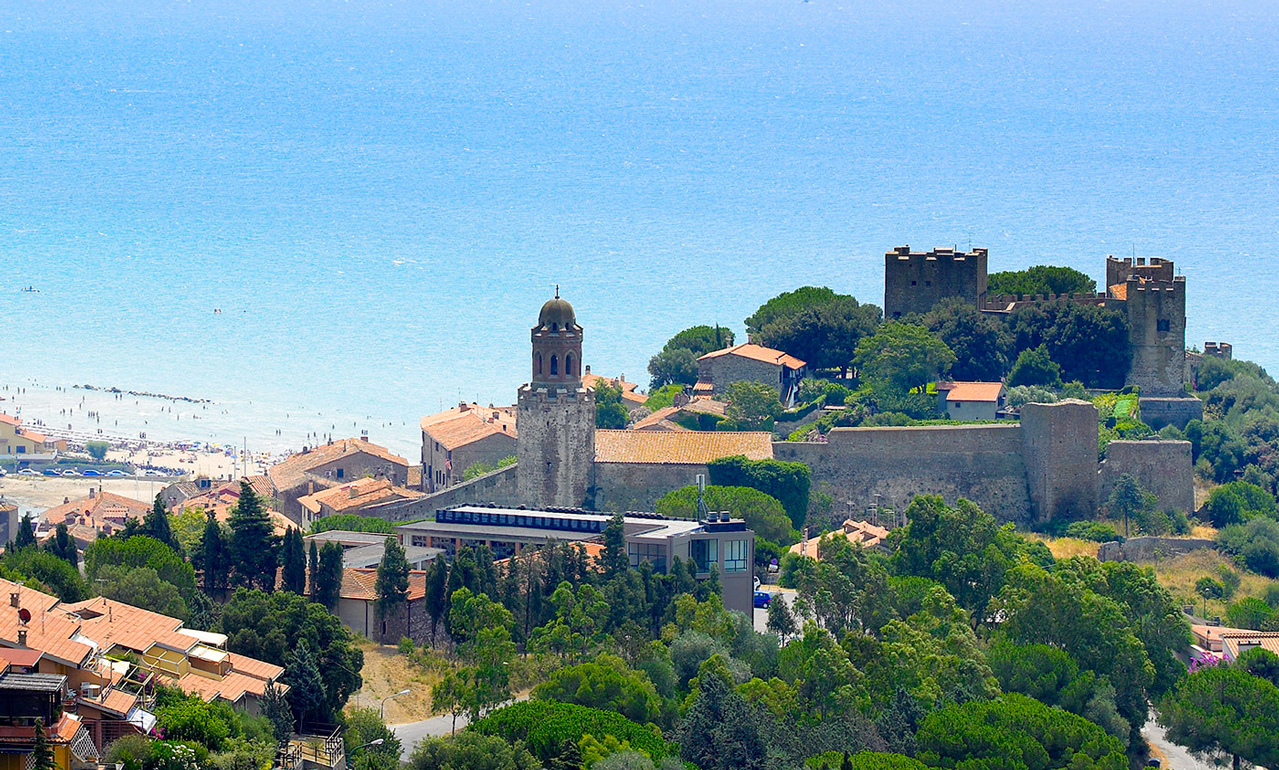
595;462;709;513
1100;440;1195;514
773;424;1034;522
385;464;521;522
1021;400;1100;522
1138;396;1203;430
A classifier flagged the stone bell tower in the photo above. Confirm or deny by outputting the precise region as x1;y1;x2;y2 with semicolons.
516;289;596;508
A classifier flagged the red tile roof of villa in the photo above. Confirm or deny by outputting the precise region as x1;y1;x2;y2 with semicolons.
268;439;408;492
698;343;806;370
595;430;774;464
937;381;1006;403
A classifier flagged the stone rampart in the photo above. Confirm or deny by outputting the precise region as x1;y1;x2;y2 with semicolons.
772;424;1034;522
380;464;519;522
1100;440;1194;514
1021;400;1100;522
1097;536;1215;562
595;462;710;513
1138;396;1203;430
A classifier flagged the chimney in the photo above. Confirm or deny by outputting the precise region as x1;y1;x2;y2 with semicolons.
585;365;591;374
9;592;18;608
88;488;96;499
349;486;359;499
17;629;26;646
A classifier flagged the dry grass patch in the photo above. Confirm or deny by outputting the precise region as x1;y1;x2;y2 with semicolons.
347;638;442;724
1148;550;1270;620
1023;533;1098;560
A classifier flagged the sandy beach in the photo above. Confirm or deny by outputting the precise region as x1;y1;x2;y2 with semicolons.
0;447;271;517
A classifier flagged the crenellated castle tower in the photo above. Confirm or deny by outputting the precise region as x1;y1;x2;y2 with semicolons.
516;290;596;508
1105;256;1187;396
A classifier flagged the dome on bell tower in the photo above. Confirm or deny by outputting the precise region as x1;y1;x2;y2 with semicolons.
536;288;578;331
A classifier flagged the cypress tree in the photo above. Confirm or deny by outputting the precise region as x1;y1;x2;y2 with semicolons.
142;493;177;553
424;558;449;641
601;511;629;580
263;682;295;743
45;522;78;568
229;480;279;591
31;718;55;770
314;541;344;610
199;512;229;594
285;639;328;732
375;537;410;633
308;539;319;598
281;529;307;595
15;514;35;549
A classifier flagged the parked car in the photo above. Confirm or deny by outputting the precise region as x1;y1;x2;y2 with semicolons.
753;591;772;609
18;468;39;476
82;469;103;477
61;469;80;476
106;470;128;477
42;468;61;476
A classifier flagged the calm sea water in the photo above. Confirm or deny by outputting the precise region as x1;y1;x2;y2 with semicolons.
1;0;1277;458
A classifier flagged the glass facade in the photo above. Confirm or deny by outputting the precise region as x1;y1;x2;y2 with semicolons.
723;539;748;573
690;538;718;573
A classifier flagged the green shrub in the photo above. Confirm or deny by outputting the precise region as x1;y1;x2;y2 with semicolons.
469;701;673;763
1063;521;1120;543
310;514;397;535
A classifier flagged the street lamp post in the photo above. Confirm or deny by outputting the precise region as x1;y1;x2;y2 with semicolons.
380;689;411;720
348;739;384;756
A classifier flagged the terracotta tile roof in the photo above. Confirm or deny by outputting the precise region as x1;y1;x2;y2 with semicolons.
225;652;285;682
682;397;728;416
0;413;20;426
407;466;422;488
0;647;43;669
789;520;889;559
63;597;197;655
340;568;428;602
697;343;806;370
692;382;714;394
50;713;83;743
1219;630;1279;659
97;687;140;717
630;407;682;431
422;411;517;451
176;490;294;537
938;381;1006;403
595;430;774;464
298;478;424;515
41;491;150;529
268;439;409;493
1109;283;1128;300
173;670;282;703
581;372;640;394
0;579;95;667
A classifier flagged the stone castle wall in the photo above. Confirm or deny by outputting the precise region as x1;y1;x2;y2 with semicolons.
1020;400;1100;522
1138;396;1203;430
595;462;710;513
517;385;596;508
773;423;1035;522
381;464;520;522
1097;536;1215;563
1100;440;1195;514
1125;278;1187;396
884;246;988;319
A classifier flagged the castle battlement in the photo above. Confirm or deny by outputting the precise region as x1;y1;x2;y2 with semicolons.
884;245;988;318
888;245;988;263
517;384;593;405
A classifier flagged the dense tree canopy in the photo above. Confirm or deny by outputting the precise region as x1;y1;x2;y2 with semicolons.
708;456;811;529
84;535;197;600
921;299;1012;382
1009;300;1129;389
755;294;881;373
987;265;1097;297
648;325;735;388
655;485;797;544
1158;665;1279;769
853;324;955;393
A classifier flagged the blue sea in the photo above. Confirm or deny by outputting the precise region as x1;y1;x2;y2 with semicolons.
1;0;1277;459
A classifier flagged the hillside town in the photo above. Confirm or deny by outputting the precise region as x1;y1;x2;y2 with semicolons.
3;249;1279;770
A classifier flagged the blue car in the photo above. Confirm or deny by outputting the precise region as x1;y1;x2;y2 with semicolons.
42;468;61;476
82;469;103;477
753;591;772;609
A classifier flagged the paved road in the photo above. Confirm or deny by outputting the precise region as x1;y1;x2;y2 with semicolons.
389;696;529;760
1141;714;1221;770
388;713;469;759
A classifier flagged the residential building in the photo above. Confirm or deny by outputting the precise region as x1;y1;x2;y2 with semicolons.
396;505;756;614
695;344;806;405
788;519;890;560
171;480;295;538
267;438;411;525
334;568;437;644
0;578;286;750
0;656;97;770
420;403;517;493
631;397;728;432
0;414;64;462
39;490;152;550
936;381;1008;421
0;500;18;549
298;478;425;521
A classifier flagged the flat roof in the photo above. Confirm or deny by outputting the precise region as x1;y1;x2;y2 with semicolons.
304;530;394;546
397;506;726;542
342;543;443;569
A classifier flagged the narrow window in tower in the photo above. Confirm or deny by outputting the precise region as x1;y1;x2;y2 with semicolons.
537;353;543;374
551;355;559;375
566;354;574;376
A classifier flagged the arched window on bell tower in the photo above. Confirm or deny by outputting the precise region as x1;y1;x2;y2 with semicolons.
536;352;543;375
551;355;559;376
566;353;574;377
